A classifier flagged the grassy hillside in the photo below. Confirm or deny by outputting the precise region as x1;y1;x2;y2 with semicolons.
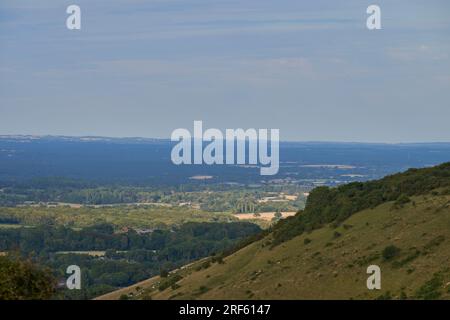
143;193;450;300
99;163;450;300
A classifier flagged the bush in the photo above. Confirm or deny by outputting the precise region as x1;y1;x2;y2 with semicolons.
400;291;408;300
392;249;420;268
423;235;445;252
211;255;224;264
376;291;392;300
415;273;443;300
171;283;181;290
160;269;169;278
382;245;401;261
198;286;209;294
395;194;411;206
158;274;182;291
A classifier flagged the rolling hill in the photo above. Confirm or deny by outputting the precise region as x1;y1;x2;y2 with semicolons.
98;163;450;300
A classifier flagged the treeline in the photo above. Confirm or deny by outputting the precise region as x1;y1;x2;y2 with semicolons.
0;177;177;206
0;177;307;209
271;162;450;245
0;222;260;254
0;216;20;224
0;185;160;206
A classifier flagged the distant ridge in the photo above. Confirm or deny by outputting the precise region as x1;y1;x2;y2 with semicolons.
1;135;450;145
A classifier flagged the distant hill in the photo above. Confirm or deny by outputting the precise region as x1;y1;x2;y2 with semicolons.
103;162;450;300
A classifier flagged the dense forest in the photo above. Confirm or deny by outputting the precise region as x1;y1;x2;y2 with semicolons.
0;222;260;299
0;222;260;253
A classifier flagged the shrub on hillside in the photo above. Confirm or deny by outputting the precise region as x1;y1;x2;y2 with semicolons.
415;273;444;300
393;194;411;208
333;231;342;239
160;269;169;278
382;245;401;261
158;274;182;291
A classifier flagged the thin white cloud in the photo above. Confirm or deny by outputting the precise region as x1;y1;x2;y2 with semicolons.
386;45;449;62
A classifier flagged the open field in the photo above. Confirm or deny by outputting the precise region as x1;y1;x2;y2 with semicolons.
0;224;23;229
0;206;237;229
55;251;106;257
233;212;297;221
17;202;172;209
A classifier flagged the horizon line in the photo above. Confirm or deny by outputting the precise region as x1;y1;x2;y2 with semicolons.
1;134;450;145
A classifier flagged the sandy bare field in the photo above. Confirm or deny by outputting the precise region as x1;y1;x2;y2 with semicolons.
233;211;297;221
55;251;106;257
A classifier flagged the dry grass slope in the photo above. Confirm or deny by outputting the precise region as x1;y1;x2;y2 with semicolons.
141;194;450;300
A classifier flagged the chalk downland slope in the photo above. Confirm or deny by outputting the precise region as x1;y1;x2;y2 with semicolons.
147;193;450;300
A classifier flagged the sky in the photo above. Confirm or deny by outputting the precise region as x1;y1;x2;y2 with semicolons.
0;0;449;142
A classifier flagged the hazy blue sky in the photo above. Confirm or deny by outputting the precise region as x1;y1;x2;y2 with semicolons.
1;0;449;142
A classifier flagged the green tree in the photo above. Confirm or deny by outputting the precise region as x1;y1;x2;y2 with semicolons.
0;255;56;300
382;245;401;261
